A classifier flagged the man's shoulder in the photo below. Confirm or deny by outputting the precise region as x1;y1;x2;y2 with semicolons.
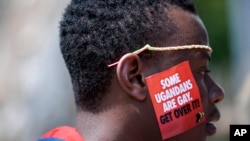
37;126;85;141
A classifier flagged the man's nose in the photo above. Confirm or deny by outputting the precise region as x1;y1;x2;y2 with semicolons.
206;75;225;104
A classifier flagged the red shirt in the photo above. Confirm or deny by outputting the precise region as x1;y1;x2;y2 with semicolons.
38;126;84;141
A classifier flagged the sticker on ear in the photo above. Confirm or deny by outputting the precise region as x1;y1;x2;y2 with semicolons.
116;53;146;101
145;61;206;140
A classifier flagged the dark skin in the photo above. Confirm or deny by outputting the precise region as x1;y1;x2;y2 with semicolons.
76;5;224;141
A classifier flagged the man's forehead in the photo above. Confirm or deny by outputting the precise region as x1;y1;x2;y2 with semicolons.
174;48;210;62
190;49;211;61
145;48;211;73
167;5;208;46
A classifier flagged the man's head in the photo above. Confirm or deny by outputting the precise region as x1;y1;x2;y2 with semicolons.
60;0;224;140
60;0;196;110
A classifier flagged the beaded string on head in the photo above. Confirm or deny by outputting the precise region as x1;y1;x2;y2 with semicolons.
108;44;212;67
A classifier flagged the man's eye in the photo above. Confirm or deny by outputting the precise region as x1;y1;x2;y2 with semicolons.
200;69;211;76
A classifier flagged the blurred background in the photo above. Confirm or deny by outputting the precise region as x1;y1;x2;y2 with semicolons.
0;0;249;141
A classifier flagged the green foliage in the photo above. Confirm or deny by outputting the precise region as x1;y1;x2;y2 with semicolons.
194;0;230;65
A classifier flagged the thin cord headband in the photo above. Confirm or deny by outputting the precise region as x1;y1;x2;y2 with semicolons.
108;44;212;67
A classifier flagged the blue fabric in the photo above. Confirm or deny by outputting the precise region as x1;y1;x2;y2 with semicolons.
37;138;64;141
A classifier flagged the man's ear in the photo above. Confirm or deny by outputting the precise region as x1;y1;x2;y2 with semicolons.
116;53;146;101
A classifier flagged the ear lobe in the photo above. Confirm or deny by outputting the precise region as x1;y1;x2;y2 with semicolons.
116;53;146;101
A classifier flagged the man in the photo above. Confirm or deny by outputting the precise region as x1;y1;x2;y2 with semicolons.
38;0;224;141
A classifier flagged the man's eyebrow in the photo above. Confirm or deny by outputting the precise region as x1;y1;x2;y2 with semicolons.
200;50;211;61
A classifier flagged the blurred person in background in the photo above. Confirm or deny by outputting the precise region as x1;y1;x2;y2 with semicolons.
37;0;224;141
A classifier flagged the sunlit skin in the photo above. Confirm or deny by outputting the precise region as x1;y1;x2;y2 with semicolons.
76;5;224;141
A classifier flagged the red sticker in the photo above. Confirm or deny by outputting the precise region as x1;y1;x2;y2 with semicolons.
145;61;206;140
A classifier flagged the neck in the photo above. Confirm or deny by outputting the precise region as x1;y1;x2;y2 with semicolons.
74;77;161;141
75;104;136;141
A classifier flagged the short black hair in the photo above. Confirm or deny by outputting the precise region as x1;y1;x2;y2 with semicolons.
59;0;196;111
